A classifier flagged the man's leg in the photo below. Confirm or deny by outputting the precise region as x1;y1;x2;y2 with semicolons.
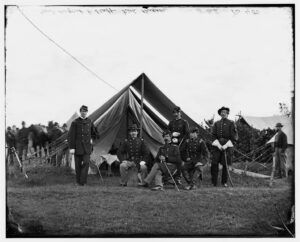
140;164;148;183
211;149;221;186
182;162;193;185
120;161;131;185
143;163;160;185
274;149;281;178
279;150;287;178
74;155;82;184
80;154;90;185
221;163;228;185
153;170;164;188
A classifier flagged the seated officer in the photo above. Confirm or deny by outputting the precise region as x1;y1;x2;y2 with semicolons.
181;127;210;190
139;130;182;191
118;124;149;186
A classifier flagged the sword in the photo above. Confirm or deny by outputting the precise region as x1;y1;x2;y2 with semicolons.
162;160;180;192
224;149;234;187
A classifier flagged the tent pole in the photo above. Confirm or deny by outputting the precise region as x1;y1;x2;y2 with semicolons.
140;74;144;138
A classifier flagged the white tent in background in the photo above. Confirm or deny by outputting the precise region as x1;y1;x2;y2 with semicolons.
240;115;294;175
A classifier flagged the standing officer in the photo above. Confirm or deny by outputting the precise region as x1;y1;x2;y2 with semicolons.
16;121;29;163
168;106;190;184
181;127;210;190
139;130;182;191
211;106;238;187
273;122;288;178
118;124;149;186
68;105;99;186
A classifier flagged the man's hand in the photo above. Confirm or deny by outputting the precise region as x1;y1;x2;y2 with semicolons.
140;161;146;166
159;155;166;162
70;149;75;155
90;139;93;145
212;139;223;151
186;157;191;161
172;132;180;137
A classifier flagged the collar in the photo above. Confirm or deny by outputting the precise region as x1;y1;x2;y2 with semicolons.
80;116;87;120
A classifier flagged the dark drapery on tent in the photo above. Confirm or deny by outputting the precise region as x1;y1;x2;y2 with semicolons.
64;73;210;159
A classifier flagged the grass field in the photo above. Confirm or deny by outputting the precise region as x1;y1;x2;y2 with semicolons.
6;162;294;237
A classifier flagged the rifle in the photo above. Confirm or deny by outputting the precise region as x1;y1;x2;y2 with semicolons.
10;147;29;179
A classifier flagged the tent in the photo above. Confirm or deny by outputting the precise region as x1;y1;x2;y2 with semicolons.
239;115;294;174
65;73;210;172
89;73;210;159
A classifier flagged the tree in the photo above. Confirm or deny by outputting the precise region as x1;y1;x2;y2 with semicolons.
279;102;291;117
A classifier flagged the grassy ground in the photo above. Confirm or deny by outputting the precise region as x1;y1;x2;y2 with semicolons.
6;161;294;237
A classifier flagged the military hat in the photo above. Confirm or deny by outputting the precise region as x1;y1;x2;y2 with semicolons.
80;105;88;112
218;106;230;115
275;122;283;128
190;127;199;134
172;106;181;113
162;130;172;137
21;121;26;125
128;124;139;131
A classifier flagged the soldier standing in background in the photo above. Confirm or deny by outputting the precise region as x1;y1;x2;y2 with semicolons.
16;121;29;163
168;106;189;185
211;107;238;187
273;122;288;178
68;105;99;186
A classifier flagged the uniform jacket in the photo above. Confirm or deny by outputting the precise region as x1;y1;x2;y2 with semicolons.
212;118;238;145
68;117;98;155
118;137;148;164
155;143;181;164
168;118;190;143
181;138;209;163
17;127;29;145
6;130;16;148
274;131;288;152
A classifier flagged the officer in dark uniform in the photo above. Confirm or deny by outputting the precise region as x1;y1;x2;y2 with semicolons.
168;106;190;184
139;130;182;191
68;105;98;186
168;106;190;146
6;126;16;169
118;124;149;186
16;121;29;163
181;127;210;190
211;106;238;187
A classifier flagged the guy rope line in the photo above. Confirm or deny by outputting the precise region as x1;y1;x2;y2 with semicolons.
16;6;118;92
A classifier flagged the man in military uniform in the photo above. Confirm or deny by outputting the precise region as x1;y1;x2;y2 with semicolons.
168;106;190;184
181;127;210;190
211;106;238;187
16;121;29;163
6;126;17;176
139;130;182;191
168;106;190;146
273;122;288;178
118;124;149;186
68;105;98;186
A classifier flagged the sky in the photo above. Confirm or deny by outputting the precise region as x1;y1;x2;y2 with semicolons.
5;6;294;128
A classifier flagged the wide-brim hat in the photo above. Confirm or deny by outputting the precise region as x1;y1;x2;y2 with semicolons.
218;106;230;115
128;124;140;131
80;105;88;112
275;122;283;128
172;106;181;113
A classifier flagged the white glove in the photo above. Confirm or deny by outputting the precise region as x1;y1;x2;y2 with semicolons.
90;139;93;145
212;140;223;150
222;140;234;150
140;161;146;166
172;138;178;143
69;149;75;154
159;155;166;162
172;132;180;137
